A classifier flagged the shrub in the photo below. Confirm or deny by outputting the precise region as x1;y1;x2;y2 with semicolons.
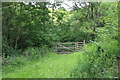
70;39;118;78
2;55;27;73
24;46;51;60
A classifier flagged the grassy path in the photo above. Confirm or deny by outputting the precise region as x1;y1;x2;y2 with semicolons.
3;52;80;78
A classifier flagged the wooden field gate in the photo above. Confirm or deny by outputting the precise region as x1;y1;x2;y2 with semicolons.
55;40;85;54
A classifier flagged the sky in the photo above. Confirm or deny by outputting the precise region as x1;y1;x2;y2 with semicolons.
23;0;89;11
59;1;89;11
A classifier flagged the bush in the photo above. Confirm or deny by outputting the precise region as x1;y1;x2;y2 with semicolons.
2;47;23;65
2;55;27;73
70;39;118;78
24;46;51;60
3;45;51;68
2;46;51;73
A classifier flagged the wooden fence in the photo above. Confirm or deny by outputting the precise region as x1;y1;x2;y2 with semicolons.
55;40;85;54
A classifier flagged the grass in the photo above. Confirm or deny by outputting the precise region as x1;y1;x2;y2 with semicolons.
3;52;81;78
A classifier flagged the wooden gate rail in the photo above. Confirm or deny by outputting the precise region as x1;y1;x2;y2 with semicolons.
55;40;85;54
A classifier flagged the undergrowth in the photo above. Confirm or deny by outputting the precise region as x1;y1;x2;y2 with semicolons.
2;46;52;74
70;39;118;78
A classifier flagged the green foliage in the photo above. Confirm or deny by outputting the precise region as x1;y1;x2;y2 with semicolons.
71;40;118;78
3;55;27;73
2;2;118;78
25;47;42;60
2;2;52;49
25;46;50;60
70;2;118;78
2;46;51;74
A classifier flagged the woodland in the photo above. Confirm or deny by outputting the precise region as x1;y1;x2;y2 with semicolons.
1;1;119;78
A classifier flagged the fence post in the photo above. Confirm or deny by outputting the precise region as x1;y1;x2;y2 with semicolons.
84;40;85;43
75;42;77;51
55;43;57;53
83;40;85;46
42;48;45;55
25;51;29;60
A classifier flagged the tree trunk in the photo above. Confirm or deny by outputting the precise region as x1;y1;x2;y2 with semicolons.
42;48;45;56
14;35;19;49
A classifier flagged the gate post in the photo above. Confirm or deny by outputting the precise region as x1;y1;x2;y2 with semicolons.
75;42;77;51
83;40;85;47
55;43;58;53
84;40;85;44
